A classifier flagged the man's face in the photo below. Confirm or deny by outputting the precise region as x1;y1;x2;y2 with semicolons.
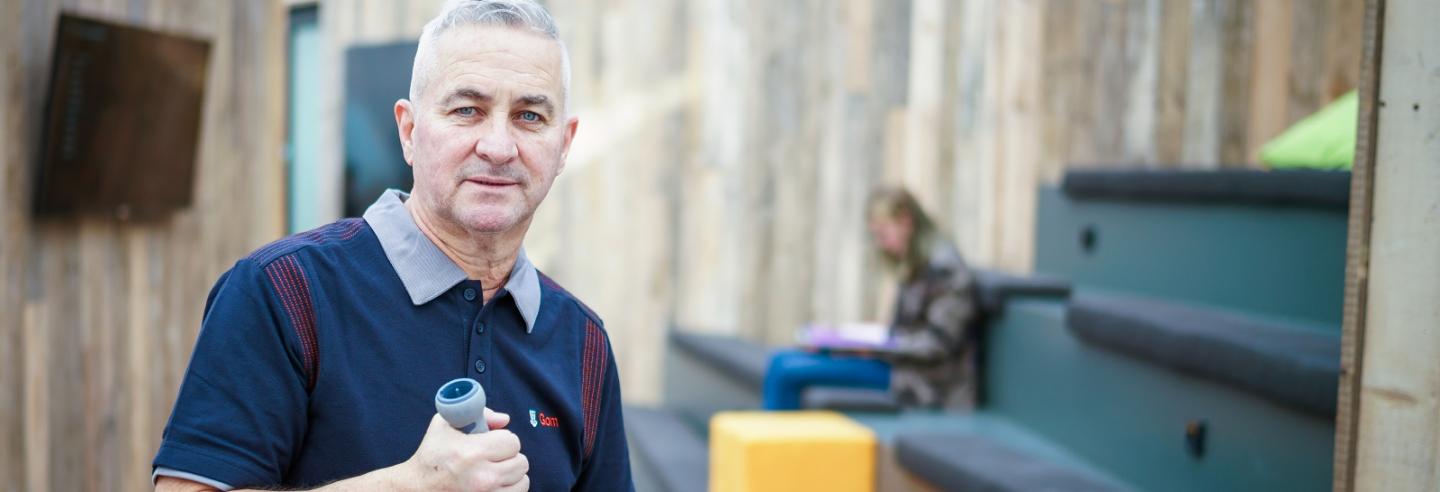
398;26;576;235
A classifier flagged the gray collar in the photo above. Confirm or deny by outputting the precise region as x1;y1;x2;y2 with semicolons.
362;189;541;333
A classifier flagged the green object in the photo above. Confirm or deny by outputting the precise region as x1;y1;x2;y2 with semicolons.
1259;90;1358;170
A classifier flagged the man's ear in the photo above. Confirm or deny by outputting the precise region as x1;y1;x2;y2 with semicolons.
558;116;579;174
395;99;417;165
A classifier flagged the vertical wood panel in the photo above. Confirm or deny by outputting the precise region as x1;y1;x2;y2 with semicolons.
1352;0;1440;488
1;0;28;489
1181;0;1224;165
1153;0;1192;164
1217;0;1254;164
1334;2;1383;489
1122;0;1162;162
992;0;1042;271
1248;0;1294;160
1289;0;1330;124
1323;0;1364;99
3;1;286;491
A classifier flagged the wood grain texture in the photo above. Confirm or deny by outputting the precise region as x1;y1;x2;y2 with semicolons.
1;0;28;489
1247;0;1294;160
2;1;285;491
1217;0;1254;164
1153;0;1193;164
527;0;1366;400
1350;0;1440;488
1333;1;1382;488
1;4;1372;488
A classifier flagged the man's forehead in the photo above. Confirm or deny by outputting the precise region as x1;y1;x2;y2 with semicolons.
427;26;564;99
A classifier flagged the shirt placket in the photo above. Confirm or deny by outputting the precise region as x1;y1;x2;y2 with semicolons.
461;281;494;394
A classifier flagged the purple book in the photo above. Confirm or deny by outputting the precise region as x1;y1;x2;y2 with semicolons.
801;323;896;350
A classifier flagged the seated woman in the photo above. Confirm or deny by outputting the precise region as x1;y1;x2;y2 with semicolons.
762;186;978;411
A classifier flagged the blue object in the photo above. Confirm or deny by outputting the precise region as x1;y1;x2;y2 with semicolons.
761;349;891;410
436;378;488;434
152;208;632;490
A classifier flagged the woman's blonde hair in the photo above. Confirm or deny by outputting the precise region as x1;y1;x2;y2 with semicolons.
867;186;941;278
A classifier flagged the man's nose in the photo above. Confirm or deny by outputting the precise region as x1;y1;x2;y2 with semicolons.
473;116;519;165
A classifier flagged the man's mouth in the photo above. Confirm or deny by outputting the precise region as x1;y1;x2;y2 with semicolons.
464;176;519;187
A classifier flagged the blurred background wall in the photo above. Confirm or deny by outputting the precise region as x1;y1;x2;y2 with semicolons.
0;1;1360;491
521;0;1362;409
1;1;286;491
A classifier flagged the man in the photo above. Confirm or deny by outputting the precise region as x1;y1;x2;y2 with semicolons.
153;1;632;490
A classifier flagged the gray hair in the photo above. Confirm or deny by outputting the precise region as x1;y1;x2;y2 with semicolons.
409;0;572;110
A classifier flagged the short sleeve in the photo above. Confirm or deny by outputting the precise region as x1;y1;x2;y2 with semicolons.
152;258;311;488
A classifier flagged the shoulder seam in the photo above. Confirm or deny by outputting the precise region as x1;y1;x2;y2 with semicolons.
246;218;367;267
536;271;603;326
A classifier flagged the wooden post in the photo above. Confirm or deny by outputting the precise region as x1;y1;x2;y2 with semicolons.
1332;0;1383;488
1338;0;1440;489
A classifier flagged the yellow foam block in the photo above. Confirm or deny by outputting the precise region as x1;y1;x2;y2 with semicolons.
710;411;876;492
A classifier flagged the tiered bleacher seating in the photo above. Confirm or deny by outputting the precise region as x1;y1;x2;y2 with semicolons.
628;168;1349;491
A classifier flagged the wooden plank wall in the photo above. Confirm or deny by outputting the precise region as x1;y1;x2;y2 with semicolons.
0;1;286;491
0;2;1369;489
527;0;1364;403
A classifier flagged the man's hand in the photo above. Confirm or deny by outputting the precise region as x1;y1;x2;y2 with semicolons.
402;411;529;492
155;410;527;492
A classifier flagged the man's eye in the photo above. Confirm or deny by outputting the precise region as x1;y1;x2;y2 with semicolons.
518;111;542;123
454;107;478;117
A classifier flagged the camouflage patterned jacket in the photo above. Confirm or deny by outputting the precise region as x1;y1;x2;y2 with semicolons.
885;238;978;410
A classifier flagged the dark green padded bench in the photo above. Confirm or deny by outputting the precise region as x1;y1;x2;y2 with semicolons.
1061;168;1350;208
625;406;708;492
984;298;1335;491
806;270;1071;412
666;269;1073;416
974;269;1072;315
841;411;1132;491
1036;169;1349;326
1066;293;1340;417
669;331;770;391
896;432;1125;492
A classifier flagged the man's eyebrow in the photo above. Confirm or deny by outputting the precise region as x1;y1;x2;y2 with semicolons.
440;88;491;106
516;95;555;115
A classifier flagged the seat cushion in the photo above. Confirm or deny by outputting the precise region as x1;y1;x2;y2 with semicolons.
1061;168;1351;209
625;406;708;492
973;269;1073;315
1066;293;1340;416
802;387;902;412
670;331;772;390
896;431;1123;492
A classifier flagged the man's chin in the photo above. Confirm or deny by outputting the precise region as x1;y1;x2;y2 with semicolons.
454;210;522;234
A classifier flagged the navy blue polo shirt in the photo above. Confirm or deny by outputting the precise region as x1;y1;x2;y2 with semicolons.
153;190;632;490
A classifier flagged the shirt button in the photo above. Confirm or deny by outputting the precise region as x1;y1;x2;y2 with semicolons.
463;288;477;301
474;359;486;373
475;322;486;335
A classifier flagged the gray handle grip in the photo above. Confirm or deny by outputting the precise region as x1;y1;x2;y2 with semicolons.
435;377;488;434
